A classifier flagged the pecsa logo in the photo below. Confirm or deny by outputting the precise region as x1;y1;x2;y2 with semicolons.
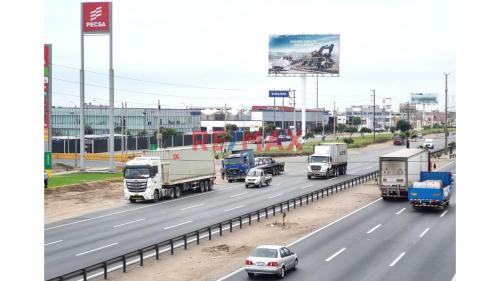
82;2;110;33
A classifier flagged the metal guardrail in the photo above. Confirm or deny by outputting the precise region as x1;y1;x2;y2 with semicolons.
47;170;379;281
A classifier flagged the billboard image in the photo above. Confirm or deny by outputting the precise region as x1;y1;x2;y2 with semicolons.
82;2;111;33
411;93;438;104
269;34;340;76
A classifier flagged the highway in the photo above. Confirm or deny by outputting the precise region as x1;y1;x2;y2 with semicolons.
44;135;454;280
220;161;456;281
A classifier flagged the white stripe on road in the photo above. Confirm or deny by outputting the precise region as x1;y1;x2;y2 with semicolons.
396;208;406;215
325;247;346;262
440;210;448;218
224;205;245;212
389;252;406;267
419;227;430;238
44;240;63;246
230;192;248;198
367;224;382;234
164;220;192;230
113;218;145;228
75;242;119;257
216;198;384;281
451;273;456;281
268;193;283;199
274;183;282;186
301;184;314;189
181;204;204;211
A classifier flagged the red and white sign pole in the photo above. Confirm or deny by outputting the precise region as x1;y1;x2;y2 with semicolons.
80;2;113;170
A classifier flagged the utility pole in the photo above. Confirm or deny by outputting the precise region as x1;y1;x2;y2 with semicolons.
121;102;124;154
224;103;227;130
157;100;161;149
125;102;128;154
316;75;319;128
333;101;336;136
444;72;450;154
371;89;376;142
289;88;297;152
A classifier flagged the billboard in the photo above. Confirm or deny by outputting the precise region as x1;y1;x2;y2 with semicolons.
82;2;111;33
269;90;290;97
411;93;438;104
269;34;340;76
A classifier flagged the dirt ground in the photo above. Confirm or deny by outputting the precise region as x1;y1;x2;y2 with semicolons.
100;182;381;281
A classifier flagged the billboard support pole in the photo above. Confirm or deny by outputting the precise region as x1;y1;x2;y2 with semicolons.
302;75;306;137
273;97;276;126
79;3;86;171
109;2;115;171
282;97;284;132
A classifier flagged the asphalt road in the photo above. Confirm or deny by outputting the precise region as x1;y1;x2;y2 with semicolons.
44;135;454;279
221;161;456;281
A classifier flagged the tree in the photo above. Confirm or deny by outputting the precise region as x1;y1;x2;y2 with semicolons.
345;126;357;140
360;127;371;138
225;123;238;133
160;127;178;139
352;117;361;126
337;123;347;134
396;120;412;133
389;126;396;133
85;125;94;135
137;129;148;137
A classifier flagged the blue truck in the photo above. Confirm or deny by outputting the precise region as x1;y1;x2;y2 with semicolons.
408;172;453;210
224;149;255;183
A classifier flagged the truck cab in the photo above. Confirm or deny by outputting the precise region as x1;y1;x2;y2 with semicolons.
123;157;161;203
424;139;434;149
224;149;255;182
307;143;347;179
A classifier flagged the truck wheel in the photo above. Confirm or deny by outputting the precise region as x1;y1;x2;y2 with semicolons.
198;181;205;193
209;180;213;191
228;179;233;183
245;184;249;188
129;198;136;203
307;175;311;180
174;186;181;198
266;180;270;186
153;190;160;203
382;196;388;201
247;272;254;278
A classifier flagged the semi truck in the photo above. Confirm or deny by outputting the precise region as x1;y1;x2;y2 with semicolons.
408;172;453;210
224;149;255;182
379;148;429;200
254;156;285;176
123;147;216;203
307;143;347;179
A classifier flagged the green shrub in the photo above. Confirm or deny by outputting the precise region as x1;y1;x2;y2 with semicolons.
343;138;354;144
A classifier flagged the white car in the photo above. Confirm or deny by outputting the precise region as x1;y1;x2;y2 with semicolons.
424;139;434;149
245;168;271;188
245;245;298;279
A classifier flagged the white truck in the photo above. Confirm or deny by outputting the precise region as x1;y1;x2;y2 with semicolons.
124;147;216;203
379;148;429;200
307;143;348;179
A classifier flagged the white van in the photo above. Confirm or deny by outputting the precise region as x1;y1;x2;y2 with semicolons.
424;139;434;149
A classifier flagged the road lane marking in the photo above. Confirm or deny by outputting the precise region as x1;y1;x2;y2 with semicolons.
440;210;448;218
268;193;283;199
301;184;314;189
44;240;63;246
224;205;245;212
325;247;346;262
389;252;406;267
419;227;430;238
367;224;382;234
274;183;282;186
451;273;456;281
217;198;383;281
230;192;248;198
113;218;145;228
75;242;119;257
163;220;193;230
181;204;204;211
396;208;406;215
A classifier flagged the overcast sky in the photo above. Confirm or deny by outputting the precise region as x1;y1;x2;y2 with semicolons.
44;0;455;112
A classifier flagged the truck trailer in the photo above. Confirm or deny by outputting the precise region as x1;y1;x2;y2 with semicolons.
379;148;429;200
307;143;347;179
124;147;216;203
408;172;453;210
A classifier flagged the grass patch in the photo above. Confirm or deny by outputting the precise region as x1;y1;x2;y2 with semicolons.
48;172;123;189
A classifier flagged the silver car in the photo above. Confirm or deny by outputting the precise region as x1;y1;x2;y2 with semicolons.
245;245;298;279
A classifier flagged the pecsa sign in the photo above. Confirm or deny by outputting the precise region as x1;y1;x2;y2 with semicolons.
82;2;111;33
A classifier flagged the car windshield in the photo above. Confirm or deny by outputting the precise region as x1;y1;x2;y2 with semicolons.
251;248;278;258
124;168;151;179
225;157;243;165
247;169;261;176
310;156;329;163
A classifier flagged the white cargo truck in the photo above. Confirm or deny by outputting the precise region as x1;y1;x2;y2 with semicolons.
307;143;348;179
379;148;429;200
124;147;216;203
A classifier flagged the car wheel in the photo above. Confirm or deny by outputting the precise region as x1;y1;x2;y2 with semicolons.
247;272;254;278
293;259;298;270
266;180;269;186
259;182;263;188
278;266;285;279
153;190;160;203
245;184;249;188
